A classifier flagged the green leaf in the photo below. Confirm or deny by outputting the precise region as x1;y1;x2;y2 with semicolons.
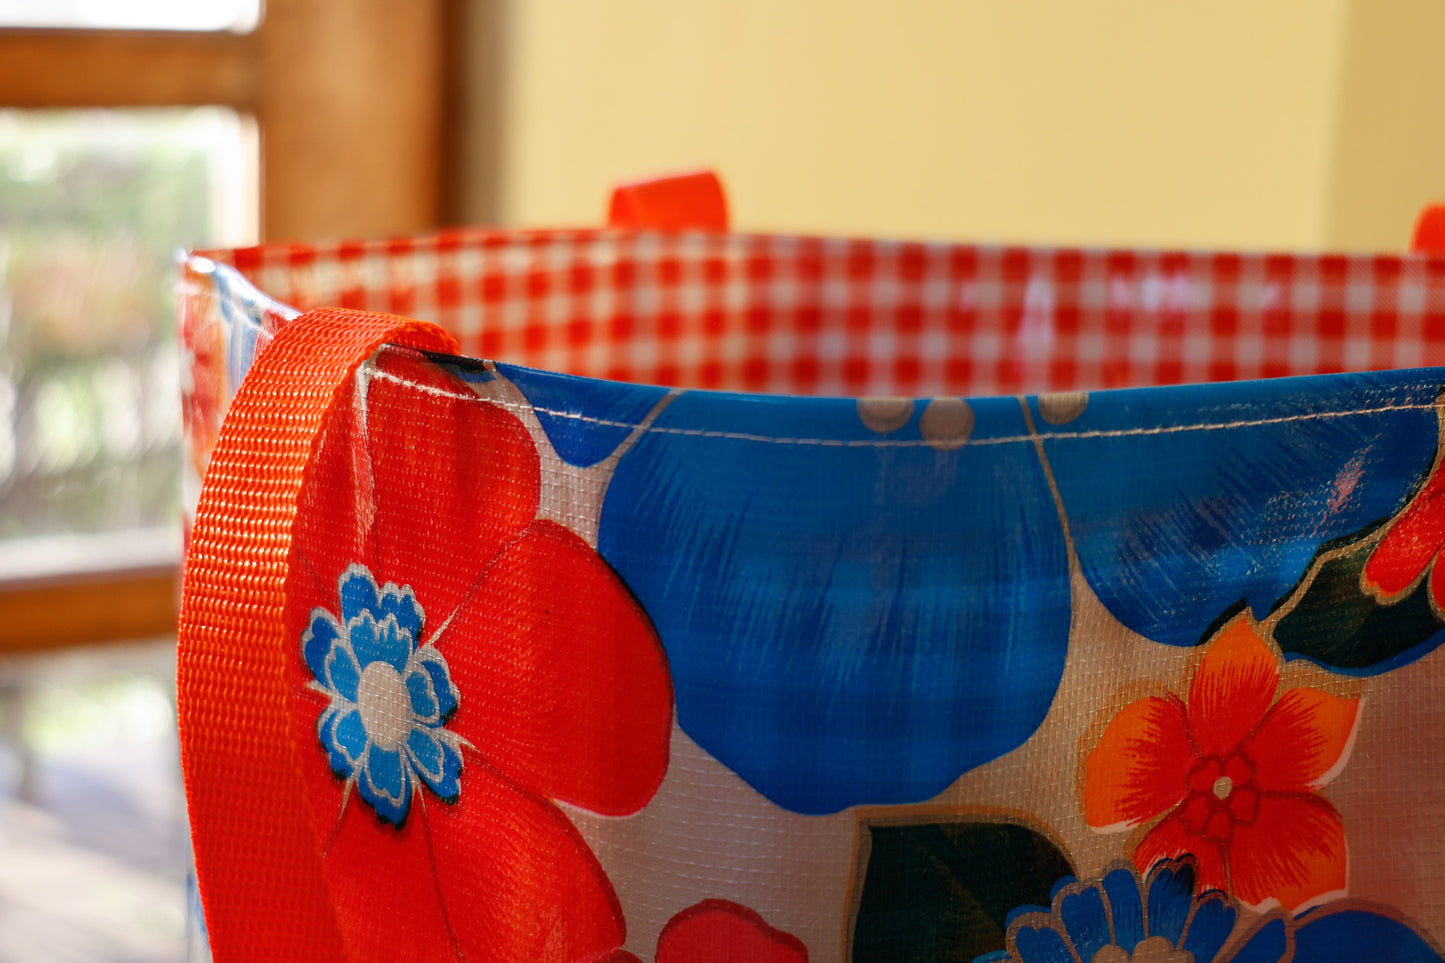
1272;531;1445;673
849;818;1074;963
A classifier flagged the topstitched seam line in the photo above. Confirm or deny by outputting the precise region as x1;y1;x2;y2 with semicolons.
363;366;1437;449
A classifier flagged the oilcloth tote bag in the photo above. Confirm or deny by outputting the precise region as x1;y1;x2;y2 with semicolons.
179;172;1445;963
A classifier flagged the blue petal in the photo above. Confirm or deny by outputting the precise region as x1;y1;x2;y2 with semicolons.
497;362;672;467
1005;905;1053;931
1049;875;1081;902
359;746;412;825
599;390;1071;814
1101;866;1145;951
405;727;442;775
375;583;424;645
303;610;342;684
1227;916;1288;963
407;728;461;802
1292;909;1444;962
1145;860;1194;945
1012;923;1076;963
1059;887;1111;961
338;566;380;626
405;665;439;721
319;706;367;777
349;611;410;672
1044;372;1439;658
324;643;361;702
417;650;459;722
366;746;408;799
1181;892;1236;963
332;707;368;760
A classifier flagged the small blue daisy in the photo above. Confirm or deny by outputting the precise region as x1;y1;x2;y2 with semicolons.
981;857;1236;963
302;563;463;826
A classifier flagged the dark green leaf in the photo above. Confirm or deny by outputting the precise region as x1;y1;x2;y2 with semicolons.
850;818;1074;963
1273;532;1445;673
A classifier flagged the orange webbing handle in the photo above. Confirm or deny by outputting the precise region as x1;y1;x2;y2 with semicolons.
178;308;458;961
1413;204;1445;254
608;170;729;231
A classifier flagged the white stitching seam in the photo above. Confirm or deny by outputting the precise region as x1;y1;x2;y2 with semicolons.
365;366;1438;450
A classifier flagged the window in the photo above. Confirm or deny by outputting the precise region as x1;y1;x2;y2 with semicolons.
0;4;458;957
0;0;458;650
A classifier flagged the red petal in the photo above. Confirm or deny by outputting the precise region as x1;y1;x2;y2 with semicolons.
291;358;374;604
289;680;453;962
427;766;628;963
1363;454;1445;599
656;900;809;963
445;520;673;815
1430;555;1445;615
314;763;625;963
1242;688;1359;792
1227;794;1347;910
318;784;464;963
1132;814;1227;894
1187;617;1279;758
365;350;541;628
1083;695;1194;829
292;348;541;628
180;294;227;477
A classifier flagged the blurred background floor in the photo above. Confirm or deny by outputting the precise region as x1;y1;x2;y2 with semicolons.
0;641;188;963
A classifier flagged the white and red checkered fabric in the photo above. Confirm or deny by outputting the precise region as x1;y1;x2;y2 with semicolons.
205;229;1445;397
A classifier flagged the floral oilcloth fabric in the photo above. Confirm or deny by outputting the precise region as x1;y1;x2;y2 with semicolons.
179;222;1445;963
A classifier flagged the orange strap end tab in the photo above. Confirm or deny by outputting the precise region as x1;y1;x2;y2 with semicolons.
607;169;729;231
177;308;458;962
1411;204;1445;254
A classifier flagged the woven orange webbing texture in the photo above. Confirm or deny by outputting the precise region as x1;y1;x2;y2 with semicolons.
177;308;457;961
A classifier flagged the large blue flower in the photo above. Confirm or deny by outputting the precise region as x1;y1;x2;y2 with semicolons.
302;564;463;826
503;359;1442;814
1037;373;1438;657
594;385;1072;815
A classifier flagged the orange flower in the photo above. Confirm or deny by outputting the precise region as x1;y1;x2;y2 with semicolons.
1082;614;1360;911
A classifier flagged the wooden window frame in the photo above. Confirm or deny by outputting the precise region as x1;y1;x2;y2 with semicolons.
0;0;460;653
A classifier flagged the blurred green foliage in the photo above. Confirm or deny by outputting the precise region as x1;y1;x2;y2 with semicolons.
0;108;244;539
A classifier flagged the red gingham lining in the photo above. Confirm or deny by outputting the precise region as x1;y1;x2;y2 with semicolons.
205;230;1445;397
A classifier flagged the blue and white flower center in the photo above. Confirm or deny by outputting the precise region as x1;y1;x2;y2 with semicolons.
302;563;464;827
357;660;412;751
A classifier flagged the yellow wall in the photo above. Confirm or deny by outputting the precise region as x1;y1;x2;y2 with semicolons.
1323;0;1445;251
466;1;1442;253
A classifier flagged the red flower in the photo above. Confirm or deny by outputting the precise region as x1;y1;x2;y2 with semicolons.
179;276;227;479
1363;433;1445;613
284;347;673;963
1082;614;1359;910
606;900;809;963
